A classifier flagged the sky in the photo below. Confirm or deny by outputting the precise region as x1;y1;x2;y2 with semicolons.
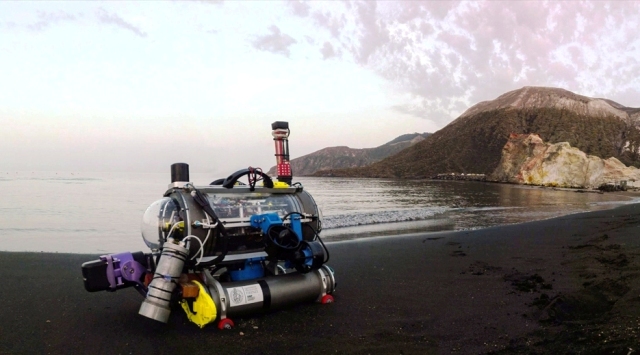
1;1;639;175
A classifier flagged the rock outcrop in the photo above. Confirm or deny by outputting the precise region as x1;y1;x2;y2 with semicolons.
490;133;640;188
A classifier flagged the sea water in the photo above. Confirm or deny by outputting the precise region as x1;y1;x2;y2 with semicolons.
0;171;635;253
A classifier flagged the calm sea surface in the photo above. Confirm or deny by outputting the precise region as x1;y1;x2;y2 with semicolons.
0;171;636;254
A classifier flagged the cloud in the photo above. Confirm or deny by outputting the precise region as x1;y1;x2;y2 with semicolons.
189;0;224;4
289;1;310;17
295;1;640;121
1;21;17;30
95;8;147;38
311;9;345;38
352;1;389;64
25;11;76;31
252;25;297;57
320;41;336;59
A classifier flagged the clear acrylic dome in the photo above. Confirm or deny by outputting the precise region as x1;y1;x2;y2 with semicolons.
141;197;179;250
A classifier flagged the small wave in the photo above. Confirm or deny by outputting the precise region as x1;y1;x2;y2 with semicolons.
464;206;524;212
588;196;640;206
321;207;450;229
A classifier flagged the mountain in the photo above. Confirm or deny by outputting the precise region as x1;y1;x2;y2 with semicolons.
313;86;640;178
267;133;430;176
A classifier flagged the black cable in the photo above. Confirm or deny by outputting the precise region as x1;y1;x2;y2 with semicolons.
247;167;264;191
304;223;329;263
283;211;329;263
189;186;230;267
197;223;229;267
267;225;300;250
282;211;302;222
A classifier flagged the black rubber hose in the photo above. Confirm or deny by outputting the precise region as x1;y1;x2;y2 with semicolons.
189;187;230;267
284;212;329;263
305;223;329;263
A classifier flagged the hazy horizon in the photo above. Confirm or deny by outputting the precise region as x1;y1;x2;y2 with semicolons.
2;1;639;176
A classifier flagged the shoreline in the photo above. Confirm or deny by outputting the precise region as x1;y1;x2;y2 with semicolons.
3;177;638;255
322;189;640;244
2;204;640;354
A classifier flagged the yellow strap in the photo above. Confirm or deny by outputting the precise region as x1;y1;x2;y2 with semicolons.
180;280;217;328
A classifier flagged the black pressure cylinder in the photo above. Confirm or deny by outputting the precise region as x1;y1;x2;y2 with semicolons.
204;265;335;317
171;163;190;183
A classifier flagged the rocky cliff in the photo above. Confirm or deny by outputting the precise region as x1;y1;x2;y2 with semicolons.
268;133;429;176
314;87;640;178
490;133;640;188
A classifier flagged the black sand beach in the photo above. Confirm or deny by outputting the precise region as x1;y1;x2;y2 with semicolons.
2;204;640;354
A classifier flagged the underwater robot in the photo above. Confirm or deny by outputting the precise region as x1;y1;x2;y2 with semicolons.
81;121;335;329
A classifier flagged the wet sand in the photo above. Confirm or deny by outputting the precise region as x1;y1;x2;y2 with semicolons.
2;204;640;354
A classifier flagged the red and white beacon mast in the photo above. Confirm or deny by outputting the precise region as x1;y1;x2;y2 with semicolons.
271;121;292;185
